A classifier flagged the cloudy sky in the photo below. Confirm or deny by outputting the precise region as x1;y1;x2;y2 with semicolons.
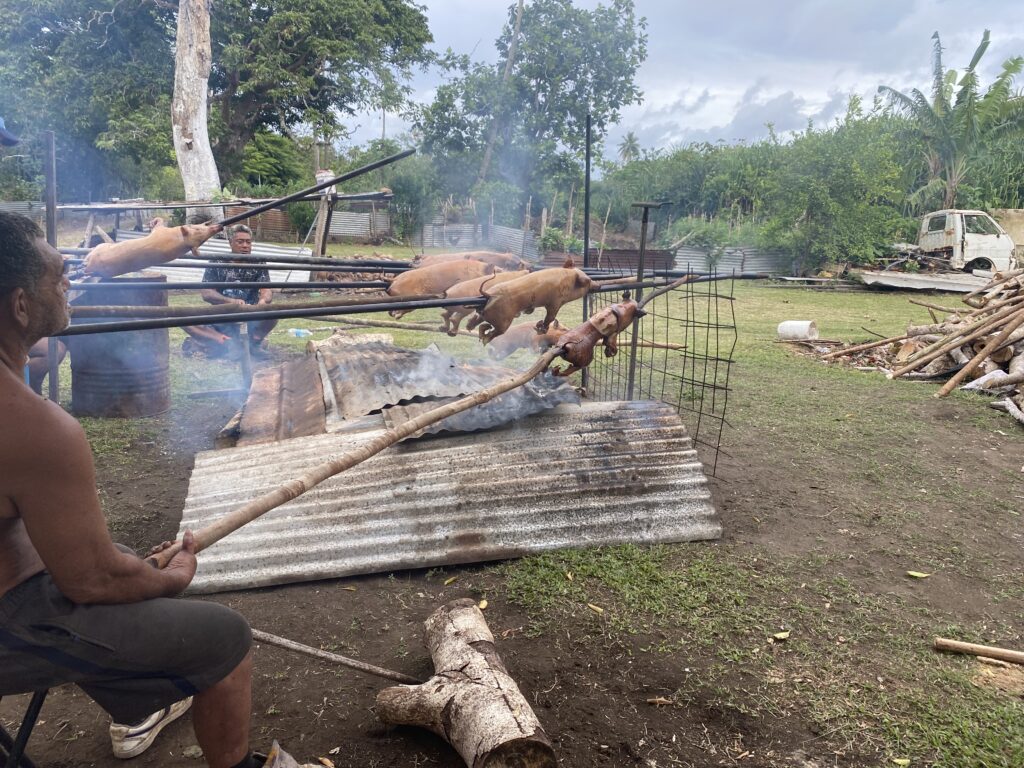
347;0;1024;155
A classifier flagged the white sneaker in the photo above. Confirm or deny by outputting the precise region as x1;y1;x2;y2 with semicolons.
109;696;193;759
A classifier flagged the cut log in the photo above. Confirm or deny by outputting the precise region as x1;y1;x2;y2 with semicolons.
376;599;557;768
937;308;1024;396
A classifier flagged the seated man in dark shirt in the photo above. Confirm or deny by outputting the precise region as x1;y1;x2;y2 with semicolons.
181;225;277;359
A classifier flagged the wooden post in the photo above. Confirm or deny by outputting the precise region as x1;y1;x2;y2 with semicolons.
934;637;1024;665
377;599;557;768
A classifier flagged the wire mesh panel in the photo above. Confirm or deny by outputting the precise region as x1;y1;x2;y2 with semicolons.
586;276;736;475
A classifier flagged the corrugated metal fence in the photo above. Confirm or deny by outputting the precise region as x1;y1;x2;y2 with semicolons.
329;210;391;240
674;246;793;275
412;217;541;262
0;200;44;219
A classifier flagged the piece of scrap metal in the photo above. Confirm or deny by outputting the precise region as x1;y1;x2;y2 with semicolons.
178;400;720;594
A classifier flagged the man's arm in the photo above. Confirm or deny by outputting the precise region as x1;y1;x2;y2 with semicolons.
200;288;245;306
13;401;195;604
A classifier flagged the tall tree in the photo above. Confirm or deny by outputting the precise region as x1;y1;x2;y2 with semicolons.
173;0;221;210
0;0;433;198
418;0;647;203
617;132;640;164
879;30;1024;209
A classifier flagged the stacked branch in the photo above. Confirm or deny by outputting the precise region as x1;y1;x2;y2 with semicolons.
822;268;1024;423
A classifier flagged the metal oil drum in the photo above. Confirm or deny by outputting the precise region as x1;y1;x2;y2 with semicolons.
67;273;170;417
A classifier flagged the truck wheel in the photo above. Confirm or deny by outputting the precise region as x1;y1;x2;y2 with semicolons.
964;258;994;273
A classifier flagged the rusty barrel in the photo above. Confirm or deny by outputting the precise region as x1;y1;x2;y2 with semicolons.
67;273;170;417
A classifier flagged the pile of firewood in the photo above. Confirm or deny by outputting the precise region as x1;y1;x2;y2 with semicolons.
821;268;1024;425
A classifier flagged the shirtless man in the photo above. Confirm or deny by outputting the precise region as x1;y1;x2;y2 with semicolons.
0;212;305;767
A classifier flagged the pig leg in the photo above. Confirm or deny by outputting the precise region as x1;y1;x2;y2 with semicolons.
439;309;454;335
604;333;619;357
446;308;470;336
534;303;559;333
465;312;485;332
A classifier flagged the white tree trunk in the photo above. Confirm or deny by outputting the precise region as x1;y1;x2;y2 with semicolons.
376;599;557;767
172;0;220;220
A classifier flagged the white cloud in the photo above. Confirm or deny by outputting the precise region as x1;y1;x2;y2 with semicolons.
344;0;1024;154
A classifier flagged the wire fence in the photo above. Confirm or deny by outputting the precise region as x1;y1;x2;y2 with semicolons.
586;275;737;475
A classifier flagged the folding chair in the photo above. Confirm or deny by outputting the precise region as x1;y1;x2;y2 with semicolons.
0;690;48;768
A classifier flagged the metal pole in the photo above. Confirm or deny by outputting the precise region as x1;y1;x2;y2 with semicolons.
581;112;592;392
218;149;414;228
44;131;60;402
625;202;663;400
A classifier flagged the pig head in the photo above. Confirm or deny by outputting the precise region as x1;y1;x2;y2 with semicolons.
385;259;497;319
551;300;645;376
486;319;567;360
83;222;222;278
466;268;593;344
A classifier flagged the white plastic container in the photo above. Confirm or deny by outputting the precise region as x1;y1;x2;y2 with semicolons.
777;320;818;340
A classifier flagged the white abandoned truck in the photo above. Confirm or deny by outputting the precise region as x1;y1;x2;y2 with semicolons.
890;209;1017;273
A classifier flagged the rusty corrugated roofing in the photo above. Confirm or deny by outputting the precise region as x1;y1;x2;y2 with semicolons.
178;400;720;594
380;372;580;438
319;342;522;421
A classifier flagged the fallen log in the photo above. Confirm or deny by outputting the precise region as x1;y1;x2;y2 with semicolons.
934;637;1024;666
377;599;557;768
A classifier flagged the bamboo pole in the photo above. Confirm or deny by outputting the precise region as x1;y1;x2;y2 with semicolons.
907;298;961;315
934;637;1024;666
820;333;912;360
896;301;1024;370
149;348;562;568
935;308;1024;397
890;304;1024;378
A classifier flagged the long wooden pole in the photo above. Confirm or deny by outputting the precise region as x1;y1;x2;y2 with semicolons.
150;348;561;568
934;637;1024;666
251;629;420;685
821;333;912;360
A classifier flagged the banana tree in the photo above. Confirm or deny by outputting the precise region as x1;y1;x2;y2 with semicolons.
879;30;1024;210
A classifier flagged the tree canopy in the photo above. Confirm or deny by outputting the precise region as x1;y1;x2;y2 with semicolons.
417;0;647;200
0;0;433;199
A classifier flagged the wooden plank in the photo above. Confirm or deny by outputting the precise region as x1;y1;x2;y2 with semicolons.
279;355;327;440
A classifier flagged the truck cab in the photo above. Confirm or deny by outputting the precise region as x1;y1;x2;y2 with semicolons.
916;210;1017;273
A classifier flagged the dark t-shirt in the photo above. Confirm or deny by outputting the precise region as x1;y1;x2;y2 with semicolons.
202;262;270;305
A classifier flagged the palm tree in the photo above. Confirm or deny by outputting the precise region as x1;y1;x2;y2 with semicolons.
617;131;640;165
879;30;1024;209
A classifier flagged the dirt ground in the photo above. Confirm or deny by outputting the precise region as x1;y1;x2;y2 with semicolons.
3;306;1023;767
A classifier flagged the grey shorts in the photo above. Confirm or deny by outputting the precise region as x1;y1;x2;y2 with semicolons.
0;570;251;724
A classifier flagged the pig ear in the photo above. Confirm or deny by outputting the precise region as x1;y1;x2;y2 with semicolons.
576;271;591;289
562;255;575;269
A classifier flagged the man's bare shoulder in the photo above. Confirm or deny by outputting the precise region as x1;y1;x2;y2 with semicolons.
0;375;87;470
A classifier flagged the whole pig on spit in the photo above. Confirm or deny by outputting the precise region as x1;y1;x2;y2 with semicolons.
80;220;223;278
466;259;593;343
385;259;498;319
412;250;529;271
551;299;645;376
438;269;528;336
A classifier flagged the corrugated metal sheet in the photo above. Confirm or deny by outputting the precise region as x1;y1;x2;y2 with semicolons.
318;342;517;421
178;399;720;594
489;225;541;263
675;246;792;275
380;374;580;438
328;210;391;238
112;229;313;284
0;200;43;218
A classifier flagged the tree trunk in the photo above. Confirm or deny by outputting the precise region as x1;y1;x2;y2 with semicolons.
475;0;524;188
173;0;221;221
377;599;557;768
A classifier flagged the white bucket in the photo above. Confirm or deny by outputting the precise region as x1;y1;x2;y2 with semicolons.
777;320;818;340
